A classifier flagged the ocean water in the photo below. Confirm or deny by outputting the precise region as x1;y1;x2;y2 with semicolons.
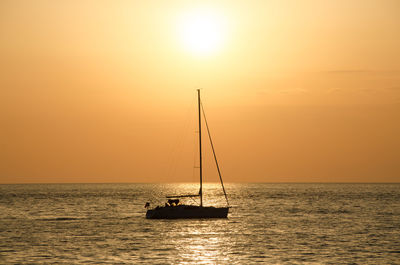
0;183;399;264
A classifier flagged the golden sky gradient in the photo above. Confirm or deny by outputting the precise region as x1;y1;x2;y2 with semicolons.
1;0;399;183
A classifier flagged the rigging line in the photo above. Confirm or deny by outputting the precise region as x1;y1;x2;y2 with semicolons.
200;100;230;207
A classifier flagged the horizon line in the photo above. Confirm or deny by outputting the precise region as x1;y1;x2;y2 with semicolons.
1;181;399;185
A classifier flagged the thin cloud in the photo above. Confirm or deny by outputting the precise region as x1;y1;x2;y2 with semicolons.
319;70;399;75
359;88;375;93
384;86;400;90
256;87;308;95
326;87;342;93
273;88;309;94
321;70;372;74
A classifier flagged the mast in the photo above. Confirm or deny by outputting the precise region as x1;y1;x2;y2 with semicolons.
197;89;203;207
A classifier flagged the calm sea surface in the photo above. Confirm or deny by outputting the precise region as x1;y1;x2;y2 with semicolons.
0;183;399;264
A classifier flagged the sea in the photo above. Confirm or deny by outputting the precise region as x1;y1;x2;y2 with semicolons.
0;183;399;264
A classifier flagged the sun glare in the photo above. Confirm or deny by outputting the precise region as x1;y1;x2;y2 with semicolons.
178;8;226;56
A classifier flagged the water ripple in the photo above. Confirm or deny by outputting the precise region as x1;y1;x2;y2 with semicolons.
0;183;399;264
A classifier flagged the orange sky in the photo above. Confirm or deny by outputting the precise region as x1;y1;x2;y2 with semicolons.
1;0;399;183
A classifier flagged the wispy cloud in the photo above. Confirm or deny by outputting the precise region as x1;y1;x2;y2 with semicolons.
319;70;399;75
359;87;375;93
326;87;342;93
320;70;372;74
279;88;308;94
384;86;400;90
256;87;309;95
257;87;309;95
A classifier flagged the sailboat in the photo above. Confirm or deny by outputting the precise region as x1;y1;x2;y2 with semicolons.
146;89;230;219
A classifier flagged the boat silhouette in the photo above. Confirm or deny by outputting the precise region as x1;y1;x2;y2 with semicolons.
146;89;229;219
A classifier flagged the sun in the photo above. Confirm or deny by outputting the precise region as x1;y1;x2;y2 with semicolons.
178;8;226;56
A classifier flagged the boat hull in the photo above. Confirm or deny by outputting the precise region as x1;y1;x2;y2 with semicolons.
146;205;229;219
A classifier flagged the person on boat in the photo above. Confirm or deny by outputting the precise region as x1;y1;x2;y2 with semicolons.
168;199;179;206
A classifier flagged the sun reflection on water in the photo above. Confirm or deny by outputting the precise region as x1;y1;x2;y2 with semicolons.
142;183;233;263
172;221;231;264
